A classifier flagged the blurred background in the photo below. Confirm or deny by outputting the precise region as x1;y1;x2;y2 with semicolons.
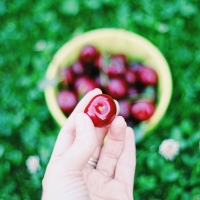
0;0;200;199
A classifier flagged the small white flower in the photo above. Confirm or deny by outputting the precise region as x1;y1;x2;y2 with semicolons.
38;77;59;90
157;23;169;33
34;40;46;51
159;139;180;161
26;155;41;174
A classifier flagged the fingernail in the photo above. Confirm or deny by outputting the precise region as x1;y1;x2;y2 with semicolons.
93;88;102;93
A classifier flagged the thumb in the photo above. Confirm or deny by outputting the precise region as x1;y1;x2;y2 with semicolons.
63;113;97;170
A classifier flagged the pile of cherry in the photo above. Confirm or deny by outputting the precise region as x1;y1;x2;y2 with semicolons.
57;44;158;127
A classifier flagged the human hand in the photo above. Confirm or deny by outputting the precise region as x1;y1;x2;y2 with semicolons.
42;88;136;200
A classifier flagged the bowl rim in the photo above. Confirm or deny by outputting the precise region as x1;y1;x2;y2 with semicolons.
44;28;173;143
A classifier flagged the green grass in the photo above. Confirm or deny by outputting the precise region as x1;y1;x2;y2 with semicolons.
0;0;200;199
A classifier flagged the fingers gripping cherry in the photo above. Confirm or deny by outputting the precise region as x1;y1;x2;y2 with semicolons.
84;94;117;127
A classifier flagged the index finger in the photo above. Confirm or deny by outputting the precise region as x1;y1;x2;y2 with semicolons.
50;88;102;161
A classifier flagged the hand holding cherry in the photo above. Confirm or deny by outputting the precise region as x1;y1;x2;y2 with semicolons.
42;89;136;200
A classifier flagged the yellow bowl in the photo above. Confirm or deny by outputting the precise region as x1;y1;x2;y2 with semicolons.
44;28;172;143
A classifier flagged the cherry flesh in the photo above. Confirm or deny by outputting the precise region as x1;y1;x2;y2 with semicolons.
84;94;117;127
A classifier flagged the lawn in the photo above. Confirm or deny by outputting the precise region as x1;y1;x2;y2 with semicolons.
0;0;200;199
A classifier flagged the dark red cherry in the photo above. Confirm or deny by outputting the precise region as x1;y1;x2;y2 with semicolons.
111;54;127;64
79;45;99;65
84;94;117;127
70;61;85;76
57;90;78;116
105;78;128;100
94;54;103;69
137;66;158;86
131;100;155;121
59;68;74;86
105;55;127;77
74;76;98;96
125;69;137;85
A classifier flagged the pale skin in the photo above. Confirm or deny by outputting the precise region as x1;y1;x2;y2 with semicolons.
42;88;136;200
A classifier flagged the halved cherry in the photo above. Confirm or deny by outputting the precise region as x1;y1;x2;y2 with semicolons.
84;94;117;127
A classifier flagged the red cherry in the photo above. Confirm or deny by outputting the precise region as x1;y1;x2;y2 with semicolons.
105;55;127;77
74;76;98;96
94;54;102;69
79;45;99;65
125;69;137;85
84;94;117;127
137;66;158;86
131;100;155;121
57;90;78;116
111;54;127;64
59;68;74;86
105;78;128;100
118;100;131;119
70;61;85;76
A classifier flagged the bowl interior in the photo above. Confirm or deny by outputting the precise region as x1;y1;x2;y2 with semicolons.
44;28;172;143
